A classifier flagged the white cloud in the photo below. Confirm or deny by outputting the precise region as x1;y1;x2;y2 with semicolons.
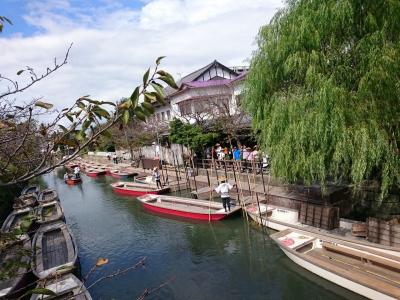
0;0;283;112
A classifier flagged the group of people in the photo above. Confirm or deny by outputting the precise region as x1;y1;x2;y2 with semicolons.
107;153;119;164
64;166;81;180
206;144;269;173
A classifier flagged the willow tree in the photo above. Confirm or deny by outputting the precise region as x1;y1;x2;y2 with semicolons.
245;0;400;198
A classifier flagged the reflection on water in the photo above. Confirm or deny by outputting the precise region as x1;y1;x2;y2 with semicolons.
43;170;364;300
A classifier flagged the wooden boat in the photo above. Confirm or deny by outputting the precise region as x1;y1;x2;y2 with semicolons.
36;201;65;224
38;188;59;203
21;185;40;196
111;181;169;196
65;177;82;185
1;207;34;240
271;229;400;300
245;203;400;257
109;169;137;179
30;273;92;300
138;194;241;221
85;168;106;177
13;193;38;209
32;221;78;279
0;239;31;298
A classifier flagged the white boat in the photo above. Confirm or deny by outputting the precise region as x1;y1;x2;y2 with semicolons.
271;229;400;300
30;273;92;300
32;221;78;279
245;203;400;257
36;201;65;224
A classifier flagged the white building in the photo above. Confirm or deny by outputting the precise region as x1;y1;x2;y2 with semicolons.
150;60;248;132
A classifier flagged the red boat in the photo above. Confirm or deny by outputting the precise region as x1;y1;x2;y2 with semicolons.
86;169;106;177
109;170;137;179
111;181;169;196
137;194;241;221
65;177;82;185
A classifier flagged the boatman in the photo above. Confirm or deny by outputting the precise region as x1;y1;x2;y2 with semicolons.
153;167;162;189
215;177;236;212
74;166;81;179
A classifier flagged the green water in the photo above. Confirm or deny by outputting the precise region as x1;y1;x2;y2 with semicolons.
42;170;365;300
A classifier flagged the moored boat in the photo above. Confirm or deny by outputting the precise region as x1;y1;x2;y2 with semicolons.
36;201;65;224
138;194;241;221
111;181;169;196
271;229;400;300
0;239;31;298
245;203;400;257
85;168;106;177
32;221;78;279
1;207;34;240
65;177;82;185
109;170;137;179
21;185;40;196
13;193;38;209
30;273;92;300
38;188;59;203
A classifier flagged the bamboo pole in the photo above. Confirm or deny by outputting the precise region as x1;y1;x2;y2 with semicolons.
206;167;212;222
172;151;180;193
250;166;265;231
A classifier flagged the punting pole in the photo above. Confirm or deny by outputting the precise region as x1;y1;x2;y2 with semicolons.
183;159;192;191
234;161;248;222
172;151;180;193
191;156;198;194
260;160;267;202
223;160;228;180
213;159;219;183
251;166;265;230
206;167;212;222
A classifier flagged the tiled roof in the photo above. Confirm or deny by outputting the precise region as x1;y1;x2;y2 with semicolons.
164;60;239;96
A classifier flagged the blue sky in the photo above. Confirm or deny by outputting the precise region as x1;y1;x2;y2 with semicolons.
2;0;144;37
1;0;283;109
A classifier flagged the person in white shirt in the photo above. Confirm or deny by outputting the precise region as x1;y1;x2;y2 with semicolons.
215;177;236;212
74;166;80;179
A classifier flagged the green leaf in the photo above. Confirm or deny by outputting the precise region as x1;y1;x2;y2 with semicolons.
151;82;164;96
158;75;178;89
143;68;150;86
122;110;130;125
130;87;140;107
144;92;156;102
142;101;155;114
101;130;112;138
17;70;24;75
23;288;57;297
35;101;53;110
81;119;91;132
135;110;146;122
77;102;86;110
66;113;73;123
58;124;68;132
92;106;110;119
156;56;166;65
118;101;131;110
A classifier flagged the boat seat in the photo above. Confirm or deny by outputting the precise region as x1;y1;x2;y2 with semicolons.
322;242;400;272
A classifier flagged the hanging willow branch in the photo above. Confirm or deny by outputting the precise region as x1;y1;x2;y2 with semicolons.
244;0;400;200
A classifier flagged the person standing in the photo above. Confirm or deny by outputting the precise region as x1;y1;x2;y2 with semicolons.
215;177;236;212
233;146;241;161
153;167;162;189
74;166;80;179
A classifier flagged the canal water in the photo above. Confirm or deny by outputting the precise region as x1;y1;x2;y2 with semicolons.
43;170;365;300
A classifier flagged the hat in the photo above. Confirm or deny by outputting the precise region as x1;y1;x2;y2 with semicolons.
219;176;227;182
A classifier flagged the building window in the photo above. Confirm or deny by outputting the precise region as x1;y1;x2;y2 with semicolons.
178;101;192;116
167;110;171;120
161;111;165;121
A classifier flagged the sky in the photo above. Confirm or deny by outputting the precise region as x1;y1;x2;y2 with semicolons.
1;0;283;110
